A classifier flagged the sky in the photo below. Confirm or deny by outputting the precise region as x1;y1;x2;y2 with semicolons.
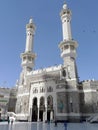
0;0;98;87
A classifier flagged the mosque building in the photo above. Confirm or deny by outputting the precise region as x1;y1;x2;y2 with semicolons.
0;2;98;122
15;2;98;122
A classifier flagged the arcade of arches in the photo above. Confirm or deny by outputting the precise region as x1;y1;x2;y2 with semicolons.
32;96;54;122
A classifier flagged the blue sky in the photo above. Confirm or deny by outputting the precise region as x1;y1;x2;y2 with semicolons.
0;0;98;87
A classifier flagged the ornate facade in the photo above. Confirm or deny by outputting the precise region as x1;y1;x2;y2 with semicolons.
15;2;98;122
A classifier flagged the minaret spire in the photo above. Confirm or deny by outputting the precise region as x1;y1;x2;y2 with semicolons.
60;2;72;41
25;18;35;52
63;0;67;6
29;18;33;23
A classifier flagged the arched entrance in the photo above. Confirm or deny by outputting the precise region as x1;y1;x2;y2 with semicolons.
47;95;53;121
32;97;38;121
39;97;45;121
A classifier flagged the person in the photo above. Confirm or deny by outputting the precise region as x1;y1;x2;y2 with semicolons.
64;122;67;130
11;119;13;125
54;120;57;127
7;116;10;124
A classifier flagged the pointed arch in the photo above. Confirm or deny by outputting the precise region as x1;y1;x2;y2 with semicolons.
47;95;53;106
32;97;38;122
47;86;53;92
40;96;45;106
33;97;37;106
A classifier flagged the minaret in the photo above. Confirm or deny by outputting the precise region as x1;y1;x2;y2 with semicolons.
59;2;78;80
21;18;36;72
15;19;36;118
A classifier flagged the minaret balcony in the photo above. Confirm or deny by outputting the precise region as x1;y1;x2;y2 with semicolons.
59;39;78;50
61;51;77;59
21;61;34;68
21;52;36;59
60;9;71;17
22;60;33;64
26;23;36;31
21;52;36;68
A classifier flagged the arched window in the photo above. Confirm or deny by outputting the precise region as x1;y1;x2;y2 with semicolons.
33;97;37;106
62;69;66;77
40;87;45;93
33;88;38;93
40;97;45;106
47;86;53;92
47;95;53;106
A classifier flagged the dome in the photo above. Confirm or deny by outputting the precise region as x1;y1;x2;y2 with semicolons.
63;3;67;9
29;18;33;24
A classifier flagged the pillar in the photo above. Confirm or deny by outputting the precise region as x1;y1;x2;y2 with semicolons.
37;98;40;122
54;103;57;121
37;107;40;122
50;111;53;122
45;99;47;122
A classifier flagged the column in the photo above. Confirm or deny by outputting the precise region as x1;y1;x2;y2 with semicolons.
45;99;47;122
37;107;40;122
54;103;57;121
50;111;53;122
37;98;40;122
43;112;45;122
28;107;32;122
45;107;47;122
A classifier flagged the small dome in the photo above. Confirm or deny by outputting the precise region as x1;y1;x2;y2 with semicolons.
63;3;67;9
29;18;33;24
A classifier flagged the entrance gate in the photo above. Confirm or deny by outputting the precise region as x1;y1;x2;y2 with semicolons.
47;110;51;121
32;98;37;122
39;110;43;121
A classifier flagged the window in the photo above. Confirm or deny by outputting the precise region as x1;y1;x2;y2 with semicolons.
47;96;53;106
47;86;53;92
40;97;45;106
63;12;66;14
23;57;26;61
40;87;45;93
70;45;74;50
67;11;70;14
30;25;33;28
28;56;31;61
62;69;66;77
64;45;69;49
33;88;38;93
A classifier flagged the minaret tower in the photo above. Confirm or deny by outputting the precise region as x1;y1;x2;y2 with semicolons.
59;2;78;80
21;18;36;73
15;19;36;120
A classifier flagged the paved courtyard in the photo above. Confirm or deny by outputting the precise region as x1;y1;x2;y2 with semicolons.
0;122;98;130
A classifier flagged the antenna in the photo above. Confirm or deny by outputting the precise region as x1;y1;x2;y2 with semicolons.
64;0;66;4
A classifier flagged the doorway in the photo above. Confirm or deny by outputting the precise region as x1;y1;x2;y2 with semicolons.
47;110;51;121
32;98;37;122
39;110;43;121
